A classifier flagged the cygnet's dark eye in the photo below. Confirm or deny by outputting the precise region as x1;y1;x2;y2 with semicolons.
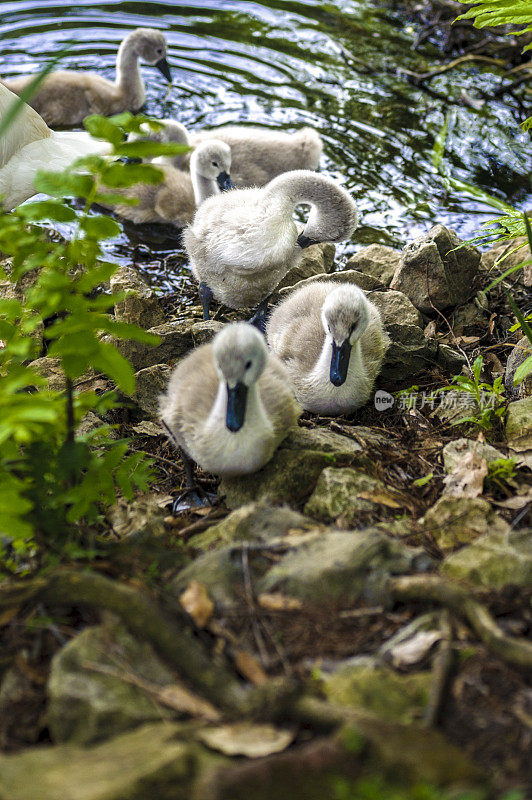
245;360;252;370
157;48;163;55
212;161;219;167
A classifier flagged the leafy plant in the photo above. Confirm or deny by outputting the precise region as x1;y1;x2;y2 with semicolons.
448;355;506;430
486;457;518;487
0;110;189;569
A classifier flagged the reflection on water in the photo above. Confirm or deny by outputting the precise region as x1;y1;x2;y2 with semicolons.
1;0;531;290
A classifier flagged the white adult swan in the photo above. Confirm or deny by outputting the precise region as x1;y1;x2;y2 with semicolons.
184;170;358;321
159;323;300;504
267;281;390;415
2;29;172;128
0;84;111;210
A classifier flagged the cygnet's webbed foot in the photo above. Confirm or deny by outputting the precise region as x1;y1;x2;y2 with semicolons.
172;485;216;514
249;295;271;334
199;282;214;321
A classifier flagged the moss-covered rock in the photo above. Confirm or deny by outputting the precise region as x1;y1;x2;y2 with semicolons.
371;290;423;328
345;244;400;286
421;496;510;551
322;656;431;723
257;529;424;603
133;363;171;417
303;467;389;523
110;266;164;329
442;438;505;473
47;621;177;745
277;242;335;290
440;528;532;588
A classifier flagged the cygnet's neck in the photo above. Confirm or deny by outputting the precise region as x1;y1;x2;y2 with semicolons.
115;38;145;106
191;168;219;207
207;379;268;435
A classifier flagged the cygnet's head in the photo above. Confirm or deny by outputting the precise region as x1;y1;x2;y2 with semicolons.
212;323;268;432
294;173;358;249
322;284;370;387
191;140;234;191
126;28;172;81
131;119;189;146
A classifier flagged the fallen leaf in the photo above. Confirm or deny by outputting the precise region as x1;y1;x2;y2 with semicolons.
197;722;294;758
258;593;303;611
493;490;532;510
157;684;221;721
388;630;442;668
0;606;19;627
443;450;487;498
358;490;402;508
179;581;214;628
234;650;268;685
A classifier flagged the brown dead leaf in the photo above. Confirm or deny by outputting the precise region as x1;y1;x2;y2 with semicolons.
0;606;19;627
443;450;487;498
157;684;221;721
258;593;303;612
180;580;214;628
197;722;294;758
358;490;402;508
234;650;268;685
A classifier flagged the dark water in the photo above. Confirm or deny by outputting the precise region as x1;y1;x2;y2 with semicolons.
1;0;531;290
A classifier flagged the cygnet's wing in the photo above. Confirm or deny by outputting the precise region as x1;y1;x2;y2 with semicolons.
267;282;331;374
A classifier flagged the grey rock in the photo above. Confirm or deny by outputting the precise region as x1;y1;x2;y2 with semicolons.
28;356;66;391
442;438;505;473
345;244;400;286
219;427;369;509
390;225;481;313
189;501;314;552
506;396;532;468
106;496;168;541
371;290;423;328
190;320;225;346
257;529;423;603
304;467;389;523
116;320;195;371
134;364;171;417
170;545;257;606
110;266;164;329
277;268;383;298
421;496;510;552
48;622;177;745
431;389;479;425
277;242;335;291
381;324;438;381
0;722;196;800
505;337;532;398
441;528;532;588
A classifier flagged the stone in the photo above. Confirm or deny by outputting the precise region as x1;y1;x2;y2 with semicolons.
0;723;196;800
219;427;366;509
106;496;168;541
421;496;510;552
277;269;383;298
133;363;171;417
390;225;481;314
116;320;194;371
189;501;314;552
304;467;390;523
110;266;164;329
441;528;532;589
170;545;263;606
190;320;225;346
257;529;424;603
322;656;431;723
431;389;479;425
345;244;400;286
506;396;532;467
47;621;177;745
442;438;505;473
28;356;66;391
276;242;335;291
481;235;531;287
370;290;423;327
505;338;532;399
380;323;438;381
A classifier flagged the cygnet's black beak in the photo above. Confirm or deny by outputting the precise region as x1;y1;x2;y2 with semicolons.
297;232;318;249
155;57;172;83
226;381;248;433
330;339;352;387
217;171;234;191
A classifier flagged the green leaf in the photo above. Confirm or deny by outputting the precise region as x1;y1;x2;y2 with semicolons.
17;200;77;223
100;162;164;188
83;115;125;146
80;215;121;240
33;170;94;199
114;141;192;159
92;343;136;394
413;472;434;487
505;290;532;347
513;355;532;386
431;110;451;171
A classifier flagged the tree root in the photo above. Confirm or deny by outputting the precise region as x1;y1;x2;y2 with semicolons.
387;575;532;671
0;570;249;715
